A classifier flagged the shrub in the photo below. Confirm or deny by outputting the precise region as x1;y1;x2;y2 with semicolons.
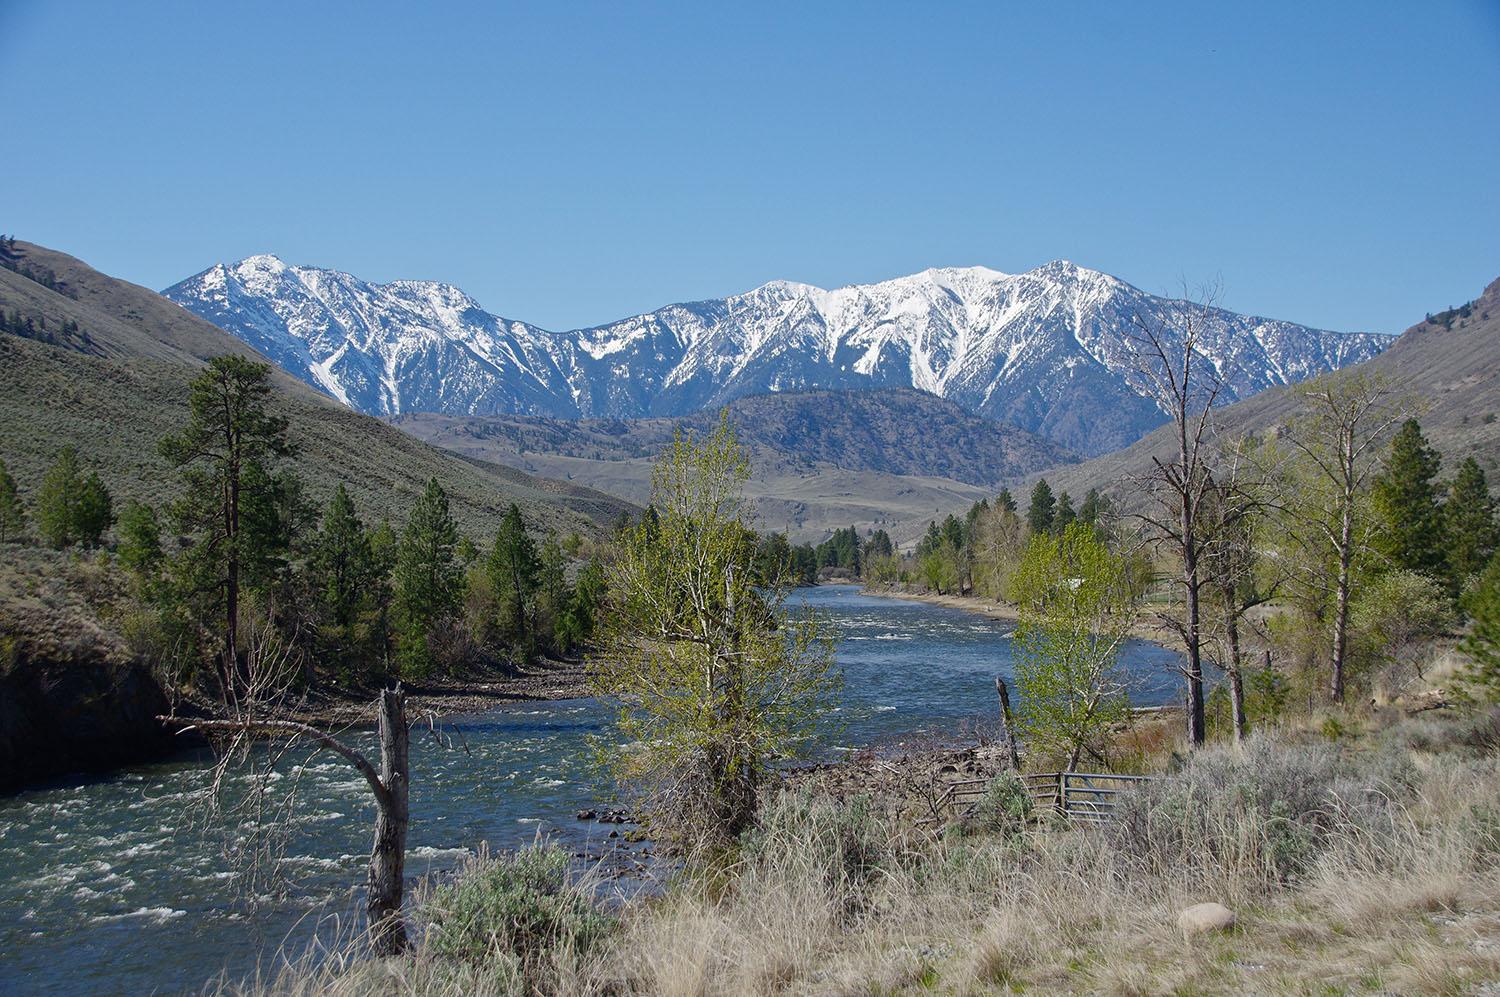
743;791;890;889
970;771;1034;837
422;844;613;968
1106;734;1398;892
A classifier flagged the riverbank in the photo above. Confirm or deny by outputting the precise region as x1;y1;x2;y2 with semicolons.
856;583;1187;650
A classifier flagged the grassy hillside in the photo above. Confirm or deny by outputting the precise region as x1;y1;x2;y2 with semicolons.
1031;275;1500;510
389;388;1070;545
0;241;632;540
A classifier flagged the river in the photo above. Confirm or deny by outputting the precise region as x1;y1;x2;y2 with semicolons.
0;586;1183;996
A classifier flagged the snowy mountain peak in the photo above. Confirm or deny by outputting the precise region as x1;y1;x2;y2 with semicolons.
162;258;1393;457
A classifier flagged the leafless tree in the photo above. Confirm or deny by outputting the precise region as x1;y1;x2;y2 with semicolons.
1121;282;1229;746
160;622;412;956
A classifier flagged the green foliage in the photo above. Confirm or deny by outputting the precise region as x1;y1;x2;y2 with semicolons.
1107;735;1398;890
311;484;389;681
0;458;26;542
1458;551;1500;701
423;845;613;966
1445;457;1499;591
486;503;541;653
159;355;298;680
116;500;162;579
970;771;1034;837
37;445;82;548
554;556;605;653
73;472;113;549
393;477;463;676
1371;419;1445;575
593;413;840;845
1010;522;1134;769
1026;478;1055;536
1053;490;1075;533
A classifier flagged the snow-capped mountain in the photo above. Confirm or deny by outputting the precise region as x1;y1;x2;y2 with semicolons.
162;257;1392;456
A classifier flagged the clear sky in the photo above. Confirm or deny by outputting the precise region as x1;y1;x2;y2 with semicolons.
2;1;1496;335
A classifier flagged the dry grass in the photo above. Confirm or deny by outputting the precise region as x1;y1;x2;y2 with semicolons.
220;712;1500;997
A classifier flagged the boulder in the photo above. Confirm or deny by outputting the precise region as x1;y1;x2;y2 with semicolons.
1178;902;1236;937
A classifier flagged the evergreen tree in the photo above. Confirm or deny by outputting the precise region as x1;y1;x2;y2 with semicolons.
73;472;114;549
996;487;1017;514
556;557;606;651
1078;488;1109;531
1445;457;1499;592
0;458;25;542
393;477;462;675
312;485;385;677
487;503;542;651
865;529;894;560
1026;479;1056;536
1371;419;1445;575
536;532;569;651
37;445;82;548
1458;551;1500;701
160;355;297;689
117;500;163;579
1054;491;1076;533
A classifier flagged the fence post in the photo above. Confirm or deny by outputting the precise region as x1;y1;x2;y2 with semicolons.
995;677;1022;771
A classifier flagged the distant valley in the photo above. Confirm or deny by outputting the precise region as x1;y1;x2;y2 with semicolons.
389;387;1077;544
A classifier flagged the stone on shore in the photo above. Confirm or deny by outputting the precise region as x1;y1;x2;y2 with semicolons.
1178;902;1236;937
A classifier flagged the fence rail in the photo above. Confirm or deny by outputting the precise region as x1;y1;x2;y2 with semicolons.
922;770;1159;825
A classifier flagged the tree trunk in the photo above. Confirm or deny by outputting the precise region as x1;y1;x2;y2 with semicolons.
1183;535;1206;745
1227;612;1246;742
995;677;1022;771
367;688;409;956
1330;496;1355;703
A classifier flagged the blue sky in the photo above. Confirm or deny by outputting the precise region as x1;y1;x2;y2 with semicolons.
2;1;1496;335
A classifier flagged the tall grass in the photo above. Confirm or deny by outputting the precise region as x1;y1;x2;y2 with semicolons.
219;718;1500;996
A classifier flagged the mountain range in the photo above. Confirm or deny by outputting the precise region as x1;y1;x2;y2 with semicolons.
162;257;1393;457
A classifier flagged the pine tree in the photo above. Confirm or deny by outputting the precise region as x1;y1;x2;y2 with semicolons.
37;445;82;548
487;503;541;651
160;355;297;690
117;500;163;579
1054;491;1076;533
393;477;462;675
996;487;1018;514
1026;479;1055;536
1458;551;1500;700
1371;419;1445;575
73;472;114;549
0;458;25;542
313;485;387;676
1446;457;1499;591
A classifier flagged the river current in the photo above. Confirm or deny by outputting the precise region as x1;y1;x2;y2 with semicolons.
0;586;1182;995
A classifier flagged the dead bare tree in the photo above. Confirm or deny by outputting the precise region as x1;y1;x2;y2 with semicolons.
160;618;412;956
1121;282;1228;746
1198;439;1284;740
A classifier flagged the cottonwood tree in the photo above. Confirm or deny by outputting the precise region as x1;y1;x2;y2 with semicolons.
1276;369;1410;702
160;355;297;702
1010;521;1136;769
593;413;839;845
1121;284;1228;746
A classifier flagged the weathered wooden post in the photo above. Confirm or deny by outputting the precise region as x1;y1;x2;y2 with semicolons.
995;676;1022;771
367;687;409;956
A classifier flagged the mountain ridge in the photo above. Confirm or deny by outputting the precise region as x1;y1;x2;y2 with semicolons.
163;257;1393;456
